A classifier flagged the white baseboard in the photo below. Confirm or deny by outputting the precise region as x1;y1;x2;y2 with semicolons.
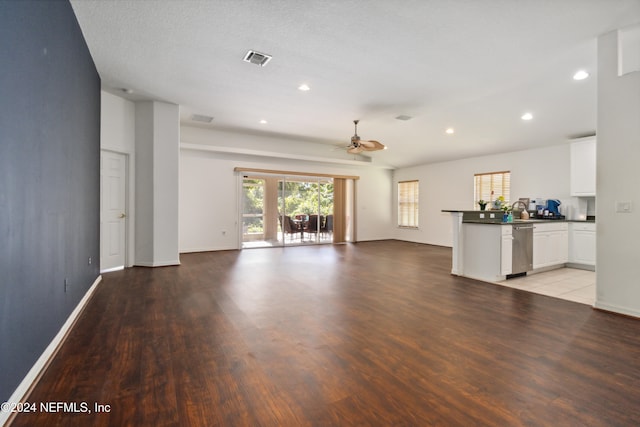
566;262;596;271
179;246;237;253
594;300;640;318
134;259;181;267
1;275;102;427
100;265;124;274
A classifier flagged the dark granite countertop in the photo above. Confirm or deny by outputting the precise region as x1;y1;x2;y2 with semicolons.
444;209;595;224
463;219;595;225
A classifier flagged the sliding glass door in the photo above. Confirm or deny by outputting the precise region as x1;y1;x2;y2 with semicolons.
241;178;268;247
241;174;334;248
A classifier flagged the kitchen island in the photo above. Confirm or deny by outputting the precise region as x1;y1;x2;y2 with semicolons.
461;220;515;282
444;210;593;283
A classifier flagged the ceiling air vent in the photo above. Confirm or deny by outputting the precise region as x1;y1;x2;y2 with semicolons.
191;114;213;123
243;50;272;67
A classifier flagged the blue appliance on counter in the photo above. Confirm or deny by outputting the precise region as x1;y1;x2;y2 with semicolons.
546;199;561;216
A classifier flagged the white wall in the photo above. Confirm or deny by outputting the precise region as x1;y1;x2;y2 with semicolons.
101;91;135;153
393;144;571;247
179;126;393;252
180;148;239;251
100;91;136;267
595;27;640;317
354;167;393;241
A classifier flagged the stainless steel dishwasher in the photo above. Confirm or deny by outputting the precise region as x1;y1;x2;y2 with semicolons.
511;224;534;275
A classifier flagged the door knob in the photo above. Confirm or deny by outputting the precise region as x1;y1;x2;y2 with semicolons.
119;213;126;218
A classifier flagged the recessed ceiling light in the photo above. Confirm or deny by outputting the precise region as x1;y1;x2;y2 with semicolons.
121;88;133;94
445;128;455;134
259;119;267;124
573;70;590;80
395;115;412;121
298;84;310;91
521;112;533;121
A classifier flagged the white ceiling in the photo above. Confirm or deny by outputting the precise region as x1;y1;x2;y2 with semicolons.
70;0;640;168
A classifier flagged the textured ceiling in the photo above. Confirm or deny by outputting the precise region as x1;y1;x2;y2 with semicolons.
70;0;640;168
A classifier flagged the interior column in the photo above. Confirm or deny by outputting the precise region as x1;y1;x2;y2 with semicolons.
134;101;180;266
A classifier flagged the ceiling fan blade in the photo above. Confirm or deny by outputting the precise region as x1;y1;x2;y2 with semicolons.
347;146;365;154
360;140;385;151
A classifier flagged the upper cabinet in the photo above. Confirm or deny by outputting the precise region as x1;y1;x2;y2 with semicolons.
570;137;596;196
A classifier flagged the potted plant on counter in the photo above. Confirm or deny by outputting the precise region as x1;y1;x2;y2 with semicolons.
478;200;487;210
501;204;513;222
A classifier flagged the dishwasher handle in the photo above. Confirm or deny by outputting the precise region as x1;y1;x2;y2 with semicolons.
513;225;535;230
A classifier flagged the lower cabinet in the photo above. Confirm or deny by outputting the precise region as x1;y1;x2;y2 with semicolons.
569;222;596;266
533;222;568;269
501;226;513;276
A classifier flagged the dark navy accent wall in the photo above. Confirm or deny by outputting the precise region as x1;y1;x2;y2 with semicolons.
0;0;100;401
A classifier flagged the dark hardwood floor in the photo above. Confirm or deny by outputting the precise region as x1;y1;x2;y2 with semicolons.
10;241;640;426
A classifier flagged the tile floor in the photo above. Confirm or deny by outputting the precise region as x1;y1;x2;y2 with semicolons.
496;267;595;305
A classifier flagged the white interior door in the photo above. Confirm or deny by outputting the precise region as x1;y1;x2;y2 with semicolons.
100;151;127;272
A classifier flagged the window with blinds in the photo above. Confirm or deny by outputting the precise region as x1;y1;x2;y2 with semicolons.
398;180;419;228
474;171;511;207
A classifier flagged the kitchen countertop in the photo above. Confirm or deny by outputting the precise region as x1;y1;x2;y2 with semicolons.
443;210;595;224
462;219;595;225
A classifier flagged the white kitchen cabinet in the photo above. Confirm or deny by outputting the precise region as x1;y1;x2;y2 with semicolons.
533;222;568;269
570;137;596;196
569;222;596;267
533;232;548;269
549;229;569;265
501;226;513;276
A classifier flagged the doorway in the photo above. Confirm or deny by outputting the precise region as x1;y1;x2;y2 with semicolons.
241;174;335;248
100;150;128;271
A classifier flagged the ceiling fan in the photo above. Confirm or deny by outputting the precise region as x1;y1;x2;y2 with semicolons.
344;120;385;154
